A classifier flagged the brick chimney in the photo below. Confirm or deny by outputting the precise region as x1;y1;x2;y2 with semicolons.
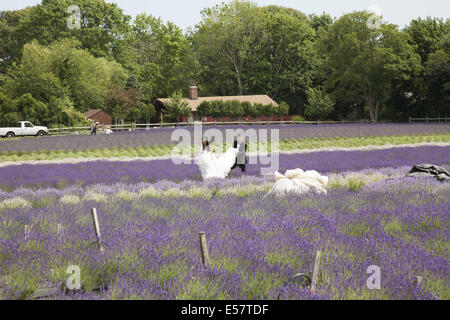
189;85;198;100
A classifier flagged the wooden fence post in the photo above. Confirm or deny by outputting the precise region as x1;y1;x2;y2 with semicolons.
311;250;321;293
24;225;30;241
198;232;210;266
90;208;104;252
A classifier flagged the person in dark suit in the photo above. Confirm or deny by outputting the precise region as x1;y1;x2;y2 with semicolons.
231;135;248;172
90;122;97;135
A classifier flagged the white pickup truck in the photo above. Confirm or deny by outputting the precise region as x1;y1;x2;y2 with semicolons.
0;121;49;138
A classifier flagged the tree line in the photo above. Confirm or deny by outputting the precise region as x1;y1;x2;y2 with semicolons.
0;0;448;126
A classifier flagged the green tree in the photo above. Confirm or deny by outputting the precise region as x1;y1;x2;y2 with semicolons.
425;33;450;116
112;104;125;125
164;91;192;123
192;2;318;114
192;0;265;95
0;92;19;126
15;93;48;124
254;103;265;117
319;11;422;122
2;41;66;103
405;17;449;64
222;101;233;117
106;83;138;114
2;39;127;113
241;101;251;116
197;101;212;117
127;107;141;123
211;100;223;119
140;103;156;123
48;39;127;112
277;101;290;120
308;13;333;38
248;103;260;118
396;17;450;118
304;87;334;120
134;14;198;101
260;104;275;117
0;8;32;74
46;95;70;126
250;6;318;113
230;100;244;118
60;105;89;127
13;0;132;62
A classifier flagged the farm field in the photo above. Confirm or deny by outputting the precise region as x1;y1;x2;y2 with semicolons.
0;124;449;162
0;124;449;300
0;139;449;300
0;145;449;190
0;165;448;300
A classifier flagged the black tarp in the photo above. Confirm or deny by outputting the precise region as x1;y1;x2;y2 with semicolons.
408;164;450;181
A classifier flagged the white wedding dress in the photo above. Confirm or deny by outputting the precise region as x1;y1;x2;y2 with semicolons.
266;169;329;197
196;148;239;180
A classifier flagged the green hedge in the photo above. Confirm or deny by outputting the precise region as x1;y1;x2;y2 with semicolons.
196;100;289;118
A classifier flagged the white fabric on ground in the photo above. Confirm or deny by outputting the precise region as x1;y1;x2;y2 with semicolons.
266;169;328;197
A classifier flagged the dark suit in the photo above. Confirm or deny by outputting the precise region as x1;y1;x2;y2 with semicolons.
232;140;247;172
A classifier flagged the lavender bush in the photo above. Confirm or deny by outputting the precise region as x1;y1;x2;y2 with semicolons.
0;173;448;300
0;140;448;300
0;146;448;190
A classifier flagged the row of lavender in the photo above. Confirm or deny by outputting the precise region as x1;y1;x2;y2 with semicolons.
0;172;448;299
1;123;449;153
0;146;448;190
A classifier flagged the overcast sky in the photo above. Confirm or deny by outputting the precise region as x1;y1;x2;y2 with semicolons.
2;0;449;30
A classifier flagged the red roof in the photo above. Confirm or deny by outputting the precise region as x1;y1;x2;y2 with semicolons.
84;109;104;118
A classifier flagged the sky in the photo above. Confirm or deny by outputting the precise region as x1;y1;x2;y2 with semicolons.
1;0;449;30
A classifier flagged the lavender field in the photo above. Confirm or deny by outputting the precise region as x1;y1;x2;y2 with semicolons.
0;145;448;190
1;123;449;154
0;143;449;300
0;168;448;299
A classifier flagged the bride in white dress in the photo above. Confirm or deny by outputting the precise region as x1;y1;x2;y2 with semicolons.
195;139;329;197
196;140;239;180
